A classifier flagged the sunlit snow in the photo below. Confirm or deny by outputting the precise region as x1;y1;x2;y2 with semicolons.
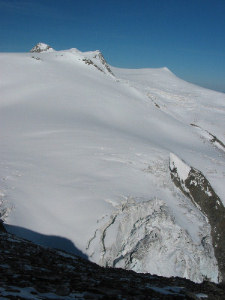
0;45;224;282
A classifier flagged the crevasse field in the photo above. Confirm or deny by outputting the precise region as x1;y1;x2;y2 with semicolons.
0;45;224;283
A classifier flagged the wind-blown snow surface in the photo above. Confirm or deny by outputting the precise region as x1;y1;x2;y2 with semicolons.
0;47;225;282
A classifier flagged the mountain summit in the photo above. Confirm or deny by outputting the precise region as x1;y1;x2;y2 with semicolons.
30;42;54;53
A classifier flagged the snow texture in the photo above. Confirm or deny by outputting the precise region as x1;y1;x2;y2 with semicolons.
87;197;218;283
0;44;225;283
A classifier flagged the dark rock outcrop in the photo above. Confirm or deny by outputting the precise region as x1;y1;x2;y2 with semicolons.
0;230;225;299
170;154;225;283
0;220;6;232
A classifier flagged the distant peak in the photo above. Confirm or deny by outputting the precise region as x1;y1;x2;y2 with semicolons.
30;43;55;53
162;67;173;73
162;67;171;72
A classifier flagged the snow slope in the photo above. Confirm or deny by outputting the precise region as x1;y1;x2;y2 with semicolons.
0;45;224;282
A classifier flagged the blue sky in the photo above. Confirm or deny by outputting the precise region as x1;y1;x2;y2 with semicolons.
0;0;225;92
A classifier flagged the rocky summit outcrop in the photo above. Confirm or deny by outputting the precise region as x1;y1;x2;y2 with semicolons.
170;153;225;283
30;42;54;53
93;51;114;76
0;230;225;299
82;50;114;76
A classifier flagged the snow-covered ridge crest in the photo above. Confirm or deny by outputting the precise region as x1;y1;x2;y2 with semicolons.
169;153;191;182
82;49;114;76
30;42;55;53
30;43;114;76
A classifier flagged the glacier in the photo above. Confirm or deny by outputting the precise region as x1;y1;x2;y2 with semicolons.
0;43;224;283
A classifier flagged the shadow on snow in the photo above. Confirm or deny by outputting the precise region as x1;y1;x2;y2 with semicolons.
5;224;88;260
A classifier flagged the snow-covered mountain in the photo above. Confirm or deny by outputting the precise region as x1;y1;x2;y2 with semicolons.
0;43;224;283
30;42;55;53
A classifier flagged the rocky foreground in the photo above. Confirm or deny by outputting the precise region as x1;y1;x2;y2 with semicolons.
0;227;225;299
